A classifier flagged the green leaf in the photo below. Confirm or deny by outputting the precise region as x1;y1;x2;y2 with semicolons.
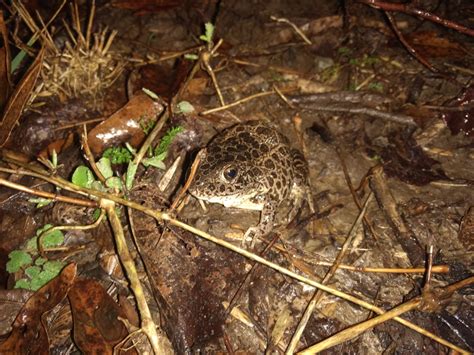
142;156;166;169
199;22;214;43
97;157;113;179
25;265;41;279
91;180;106;191
103;147;133;164
26;236;38;251
43;260;64;274
71;166;95;188
29;198;53;208
41;229;64;248
184;54;199;61
93;208;102;221
6;250;32;273
176;101;195;114
14;279;31;290
105;176;123;190
35;257;47;266
126;162;138;190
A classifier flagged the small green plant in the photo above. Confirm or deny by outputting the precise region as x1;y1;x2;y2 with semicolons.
72;126;184;191
199;22;215;44
6;224;66;291
29;197;54;208
103;147;133;164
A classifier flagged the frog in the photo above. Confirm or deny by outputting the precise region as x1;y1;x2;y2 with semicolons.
188;120;309;247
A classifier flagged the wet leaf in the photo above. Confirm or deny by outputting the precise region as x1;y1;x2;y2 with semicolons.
87;91;164;155
68;278;129;353
0;264;76;354
72;166;96;188
441;85;474;137
105;176;123;189
372;130;448;185
97;157;113;179
0;47;44;147
406;31;467;58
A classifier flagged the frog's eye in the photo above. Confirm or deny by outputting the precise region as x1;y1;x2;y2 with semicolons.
223;167;238;181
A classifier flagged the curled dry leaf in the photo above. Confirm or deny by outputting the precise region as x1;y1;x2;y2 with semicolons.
68;278;130;354
0;47;45;147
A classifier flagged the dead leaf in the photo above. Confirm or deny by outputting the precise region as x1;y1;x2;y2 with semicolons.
87;91;165;155
0;263;76;354
441;85;474;137
406;31;467;58
0;47;45;147
378;130;449;185
68;278;131;354
38;133;74;159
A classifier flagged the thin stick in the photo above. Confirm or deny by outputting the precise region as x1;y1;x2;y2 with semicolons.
298;298;422;354
101;199;172;354
81;124;106;183
201;91;276;115
270;15;312;45
0;177;96;207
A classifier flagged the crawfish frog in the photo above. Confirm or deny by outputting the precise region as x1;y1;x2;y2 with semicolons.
189;120;309;246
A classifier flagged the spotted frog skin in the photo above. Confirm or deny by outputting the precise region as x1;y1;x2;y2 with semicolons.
189;120;309;246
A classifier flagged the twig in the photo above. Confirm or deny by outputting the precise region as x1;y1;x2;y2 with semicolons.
101;199;172;354
299;298;422;354
201;38;226;106
0;175;96;207
270;15;312;45
37;209;105;256
312;262;449;274
81;124;105;183
357;0;474;37
385;11;437;72
200;91;276;115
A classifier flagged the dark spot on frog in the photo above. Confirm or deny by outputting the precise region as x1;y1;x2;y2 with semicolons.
260;144;269;153
264;159;275;169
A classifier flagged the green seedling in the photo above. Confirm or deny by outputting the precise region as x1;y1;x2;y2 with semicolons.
6;224;66;291
29;197;54;208
199;22;215;44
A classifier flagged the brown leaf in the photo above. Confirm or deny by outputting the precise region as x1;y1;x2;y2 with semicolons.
38;133;74;159
0;263;77;354
0;47;45;147
406;31;467;58
370;130;449;185
68;278;131;354
87;91;165;155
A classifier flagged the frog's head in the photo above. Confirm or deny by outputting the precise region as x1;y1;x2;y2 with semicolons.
188;148;268;210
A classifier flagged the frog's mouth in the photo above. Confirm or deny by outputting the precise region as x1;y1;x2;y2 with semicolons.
193;191;265;211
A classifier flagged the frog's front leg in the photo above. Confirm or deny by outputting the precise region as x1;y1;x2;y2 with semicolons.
243;199;278;248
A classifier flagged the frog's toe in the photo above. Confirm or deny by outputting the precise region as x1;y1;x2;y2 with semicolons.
242;227;261;248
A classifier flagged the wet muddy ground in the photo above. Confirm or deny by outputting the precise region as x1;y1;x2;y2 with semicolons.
0;0;473;353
